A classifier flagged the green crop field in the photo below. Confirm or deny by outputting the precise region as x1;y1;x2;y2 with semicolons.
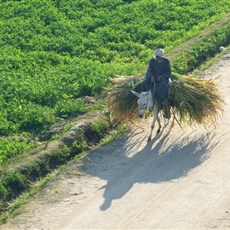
0;0;230;165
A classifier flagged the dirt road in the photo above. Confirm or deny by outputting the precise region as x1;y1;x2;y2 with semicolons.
3;51;230;229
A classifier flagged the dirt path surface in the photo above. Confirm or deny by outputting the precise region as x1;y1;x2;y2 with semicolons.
3;51;230;229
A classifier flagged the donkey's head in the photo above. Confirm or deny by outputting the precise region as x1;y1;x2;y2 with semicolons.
131;90;153;118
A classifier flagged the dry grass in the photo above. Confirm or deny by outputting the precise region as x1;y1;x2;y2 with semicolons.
170;76;224;125
106;76;141;124
106;75;224;127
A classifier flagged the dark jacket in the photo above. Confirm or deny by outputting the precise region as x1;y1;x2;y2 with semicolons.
142;57;171;102
145;57;171;82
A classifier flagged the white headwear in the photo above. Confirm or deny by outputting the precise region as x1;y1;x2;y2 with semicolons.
154;48;164;57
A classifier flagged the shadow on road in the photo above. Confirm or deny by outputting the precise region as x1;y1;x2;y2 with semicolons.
80;126;219;211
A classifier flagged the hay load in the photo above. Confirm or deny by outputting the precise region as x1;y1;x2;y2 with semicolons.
106;76;141;123
106;75;224;126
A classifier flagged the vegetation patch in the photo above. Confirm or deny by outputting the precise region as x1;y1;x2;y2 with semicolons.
172;22;230;74
0;111;111;215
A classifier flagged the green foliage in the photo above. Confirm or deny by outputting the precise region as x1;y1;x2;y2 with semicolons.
0;137;35;165
0;184;7;200
90;120;110;139
2;172;27;200
173;23;230;74
72;135;88;153
54;98;88;117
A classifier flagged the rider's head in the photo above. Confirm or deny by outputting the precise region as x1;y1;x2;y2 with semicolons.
154;48;164;61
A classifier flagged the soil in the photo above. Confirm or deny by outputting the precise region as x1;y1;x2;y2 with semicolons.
2;50;230;229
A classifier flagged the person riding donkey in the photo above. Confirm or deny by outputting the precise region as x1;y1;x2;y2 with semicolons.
141;48;171;118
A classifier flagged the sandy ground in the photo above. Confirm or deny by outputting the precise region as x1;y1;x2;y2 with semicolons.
3;50;230;229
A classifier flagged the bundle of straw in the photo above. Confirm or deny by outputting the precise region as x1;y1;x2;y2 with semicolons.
106;76;141;123
106;75;224;126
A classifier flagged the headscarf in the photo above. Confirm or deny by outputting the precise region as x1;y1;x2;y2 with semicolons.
154;48;164;57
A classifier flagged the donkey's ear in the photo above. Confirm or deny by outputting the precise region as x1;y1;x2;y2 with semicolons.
131;90;140;97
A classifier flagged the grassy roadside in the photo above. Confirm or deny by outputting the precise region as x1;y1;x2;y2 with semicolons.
162;11;229;78
0;124;127;223
193;43;230;76
168;11;230;62
1;12;230;223
0;111;112;217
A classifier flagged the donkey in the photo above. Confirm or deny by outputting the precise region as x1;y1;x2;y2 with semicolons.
131;90;162;141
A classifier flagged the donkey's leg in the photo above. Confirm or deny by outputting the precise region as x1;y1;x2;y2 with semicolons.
156;116;161;134
148;118;156;141
148;102;159;141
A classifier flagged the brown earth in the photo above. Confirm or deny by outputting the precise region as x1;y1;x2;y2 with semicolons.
2;50;230;229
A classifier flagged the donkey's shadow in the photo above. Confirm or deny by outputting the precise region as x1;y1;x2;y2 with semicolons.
79;126;218;211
